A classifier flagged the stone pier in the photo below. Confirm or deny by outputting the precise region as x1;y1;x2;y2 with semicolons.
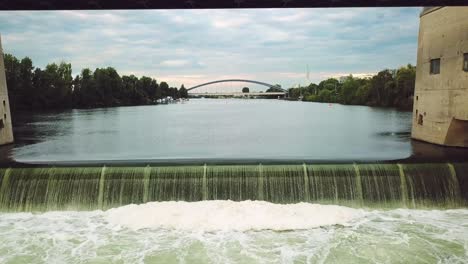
411;7;468;147
0;34;14;145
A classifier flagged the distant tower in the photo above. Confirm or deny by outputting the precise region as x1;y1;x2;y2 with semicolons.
411;7;468;147
0;34;14;145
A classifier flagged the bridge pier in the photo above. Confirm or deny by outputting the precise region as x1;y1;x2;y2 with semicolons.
0;35;14;146
411;7;468;147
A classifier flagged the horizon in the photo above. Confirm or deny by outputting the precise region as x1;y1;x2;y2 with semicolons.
0;8;419;92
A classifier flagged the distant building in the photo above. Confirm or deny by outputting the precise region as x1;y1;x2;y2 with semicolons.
411;7;468;147
0;35;14;145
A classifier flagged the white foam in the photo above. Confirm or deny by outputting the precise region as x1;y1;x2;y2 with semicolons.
105;200;362;231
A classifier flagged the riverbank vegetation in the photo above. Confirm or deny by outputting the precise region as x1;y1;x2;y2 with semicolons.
3;54;188;114
4;53;415;115
287;65;415;110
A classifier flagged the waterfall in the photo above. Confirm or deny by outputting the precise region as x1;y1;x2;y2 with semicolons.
0;163;466;212
0;167;102;211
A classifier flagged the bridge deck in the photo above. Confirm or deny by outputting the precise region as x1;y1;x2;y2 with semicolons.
188;92;286;96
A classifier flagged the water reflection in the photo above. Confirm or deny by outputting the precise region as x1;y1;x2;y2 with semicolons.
1;99;466;163
375;131;412;141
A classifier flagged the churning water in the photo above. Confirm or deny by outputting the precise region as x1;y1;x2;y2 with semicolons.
0;163;466;263
0;201;467;264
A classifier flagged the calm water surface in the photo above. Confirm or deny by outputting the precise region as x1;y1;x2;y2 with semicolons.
10;99;412;162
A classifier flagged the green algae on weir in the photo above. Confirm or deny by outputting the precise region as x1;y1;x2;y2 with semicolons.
0;163;466;212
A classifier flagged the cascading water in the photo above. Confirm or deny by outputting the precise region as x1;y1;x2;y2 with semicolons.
0;163;466;212
1;163;467;263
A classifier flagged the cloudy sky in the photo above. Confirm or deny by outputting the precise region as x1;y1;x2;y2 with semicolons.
0;8;420;92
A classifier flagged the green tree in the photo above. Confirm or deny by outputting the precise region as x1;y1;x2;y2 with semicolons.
77;68;97;108
307;83;318;95
396;64;415;97
354;82;371;105
18;57;34;109
266;84;283;92
160;82;170;97
242;87;249;93
169;87;179;99
288;87;301;99
154;80;162;99
93;67;122;106
317;89;333;102
56;62;73;108
304;94;318;102
37;62;73;109
72;74;82;106
121;74;139;105
136;76;153;104
3;53;184;112
179;84;188;98
369;70;394;106
341;75;359;104
31;68;46;109
319;78;340;92
394;64;416;109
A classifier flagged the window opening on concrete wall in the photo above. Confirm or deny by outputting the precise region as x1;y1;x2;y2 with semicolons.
464;53;468;72
430;58;440;74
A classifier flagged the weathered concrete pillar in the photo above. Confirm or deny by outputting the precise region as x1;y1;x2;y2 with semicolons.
411;7;468;147
0;34;14;145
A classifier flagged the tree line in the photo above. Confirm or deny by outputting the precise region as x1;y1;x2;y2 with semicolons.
3;54;188;114
286;64;416;110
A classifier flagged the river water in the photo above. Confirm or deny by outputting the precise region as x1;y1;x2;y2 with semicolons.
10;99;413;163
0;201;467;263
3;99;468;263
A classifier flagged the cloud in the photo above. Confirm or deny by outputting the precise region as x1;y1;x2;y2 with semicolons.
160;60;190;67
272;11;308;22
212;16;251;28
0;7;421;89
57;11;126;24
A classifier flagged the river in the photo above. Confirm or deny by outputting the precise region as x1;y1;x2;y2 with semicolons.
0;201;467;263
9;99;413;163
2;99;468;263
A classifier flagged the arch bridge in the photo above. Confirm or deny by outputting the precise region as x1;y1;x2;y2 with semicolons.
187;79;286;95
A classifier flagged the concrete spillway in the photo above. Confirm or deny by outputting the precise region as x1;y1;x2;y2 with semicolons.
0;163;467;212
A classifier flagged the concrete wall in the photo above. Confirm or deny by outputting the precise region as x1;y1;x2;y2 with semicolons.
411;7;468;147
0;35;14;145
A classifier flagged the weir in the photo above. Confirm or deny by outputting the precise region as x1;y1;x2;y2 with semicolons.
0;163;467;212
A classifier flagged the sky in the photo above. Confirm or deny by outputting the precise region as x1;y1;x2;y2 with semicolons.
0;8;420;92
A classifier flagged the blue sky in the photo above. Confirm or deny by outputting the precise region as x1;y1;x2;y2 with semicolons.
0;8;420;92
